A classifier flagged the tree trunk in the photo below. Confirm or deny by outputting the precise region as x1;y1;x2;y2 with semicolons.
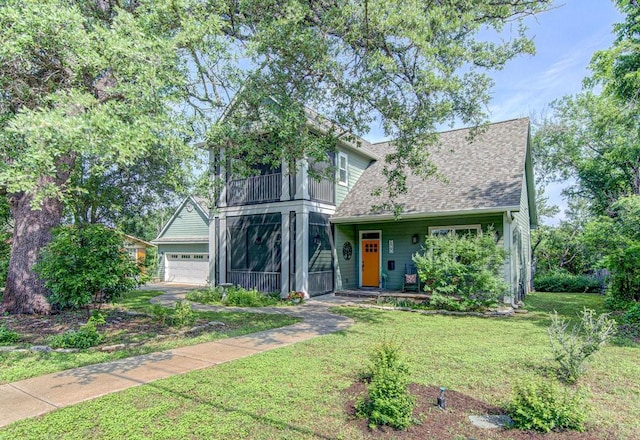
1;192;64;314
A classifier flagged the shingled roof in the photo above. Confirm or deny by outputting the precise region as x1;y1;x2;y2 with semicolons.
332;118;531;221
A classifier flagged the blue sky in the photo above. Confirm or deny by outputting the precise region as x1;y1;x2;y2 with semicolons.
365;1;623;225
488;0;622;224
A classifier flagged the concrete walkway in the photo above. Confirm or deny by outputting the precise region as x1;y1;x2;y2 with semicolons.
0;285;359;428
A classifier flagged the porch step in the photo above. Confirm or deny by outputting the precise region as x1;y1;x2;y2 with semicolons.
335;290;433;301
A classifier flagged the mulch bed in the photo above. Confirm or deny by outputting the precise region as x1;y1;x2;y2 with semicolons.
343;382;613;440
0;309;188;348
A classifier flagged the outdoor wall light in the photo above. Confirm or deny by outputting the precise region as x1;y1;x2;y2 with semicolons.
411;234;420;244
313;234;321;245
255;236;263;245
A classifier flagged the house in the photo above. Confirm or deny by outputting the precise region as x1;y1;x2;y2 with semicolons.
154;117;536;302
123;235;156;267
152;196;210;284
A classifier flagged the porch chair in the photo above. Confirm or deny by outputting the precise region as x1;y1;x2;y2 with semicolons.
402;264;420;293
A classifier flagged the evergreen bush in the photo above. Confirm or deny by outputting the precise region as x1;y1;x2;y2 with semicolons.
356;340;416;430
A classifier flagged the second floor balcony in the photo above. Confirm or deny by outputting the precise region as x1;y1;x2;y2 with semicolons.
224;170;335;207
227;172;282;206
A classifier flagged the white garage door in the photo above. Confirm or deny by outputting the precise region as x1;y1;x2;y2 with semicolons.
165;253;209;284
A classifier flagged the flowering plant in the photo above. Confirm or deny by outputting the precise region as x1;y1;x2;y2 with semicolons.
287;291;305;303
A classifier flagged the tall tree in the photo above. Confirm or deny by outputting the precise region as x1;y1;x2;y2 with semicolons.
174;0;551;201
1;0;552;313
0;1;188;313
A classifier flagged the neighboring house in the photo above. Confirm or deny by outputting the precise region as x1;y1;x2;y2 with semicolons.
155;117;536;301
152;196;210;284
123;235;156;267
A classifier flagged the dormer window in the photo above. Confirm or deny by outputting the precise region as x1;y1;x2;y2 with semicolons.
338;152;348;186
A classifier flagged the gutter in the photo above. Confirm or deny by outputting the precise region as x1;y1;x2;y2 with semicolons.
330;206;521;224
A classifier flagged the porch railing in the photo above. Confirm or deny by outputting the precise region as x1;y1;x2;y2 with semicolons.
309;270;333;296
309;178;334;204
226;270;281;293
227;173;282;206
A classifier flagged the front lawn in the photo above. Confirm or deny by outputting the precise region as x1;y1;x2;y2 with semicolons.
0;290;299;384
1;292;638;439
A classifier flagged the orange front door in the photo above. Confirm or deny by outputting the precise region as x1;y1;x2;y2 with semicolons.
361;239;380;287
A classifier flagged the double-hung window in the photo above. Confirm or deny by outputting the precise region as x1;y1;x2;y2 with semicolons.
338;152;348;186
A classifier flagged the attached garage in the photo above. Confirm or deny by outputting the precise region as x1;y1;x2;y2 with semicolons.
164;253;209;285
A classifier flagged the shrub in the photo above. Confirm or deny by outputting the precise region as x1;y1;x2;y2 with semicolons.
35;224;142;317
507;378;588;433
413;227;507;311
186;287;223;304
171;301;197;327
0;325;19;344
604;293;636;312
223;286;279;307
49;313;106;349
548;309;616;384
616;303;640;342
151;304;172;325
428;293;464;311
534;271;602;293
356;340;416;430
622;303;640;326
186;286;280;307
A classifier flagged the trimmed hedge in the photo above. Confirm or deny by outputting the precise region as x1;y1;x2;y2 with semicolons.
534;271;602;293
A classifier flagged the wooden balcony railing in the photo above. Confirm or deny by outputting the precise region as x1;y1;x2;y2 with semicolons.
227;173;282;206
309;178;334;204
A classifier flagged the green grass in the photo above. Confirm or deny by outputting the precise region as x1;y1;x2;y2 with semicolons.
1;292;638;439
0;290;299;384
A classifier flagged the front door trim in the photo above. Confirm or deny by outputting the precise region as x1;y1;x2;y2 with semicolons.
359;230;381;288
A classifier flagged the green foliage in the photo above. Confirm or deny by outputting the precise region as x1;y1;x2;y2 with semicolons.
48;313;106;349
186;286;281;307
34;225;142;315
150;304;172;326
584;196;640;307
622;303;640;326
356;340;416;430
0;324;19;344
187;0;551;208
548;309;617;384
413;228;507;310
507;378;588;433
428;293;465;312
171;301;198;328
151;301;198;328
223;287;279;307
186;287;223;304
534;270;602;293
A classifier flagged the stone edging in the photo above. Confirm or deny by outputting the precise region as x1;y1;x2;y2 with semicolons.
353;303;527;317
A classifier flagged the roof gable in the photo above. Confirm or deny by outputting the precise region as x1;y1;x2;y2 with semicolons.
153;195;210;242
332;118;532;220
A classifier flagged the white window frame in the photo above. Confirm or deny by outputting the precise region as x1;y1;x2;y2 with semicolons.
428;224;481;236
337;152;348;186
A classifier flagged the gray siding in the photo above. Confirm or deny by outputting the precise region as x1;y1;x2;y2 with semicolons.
160;207;209;239
335;148;373;207
513;171;532;297
347;215;504;290
334;224;358;290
